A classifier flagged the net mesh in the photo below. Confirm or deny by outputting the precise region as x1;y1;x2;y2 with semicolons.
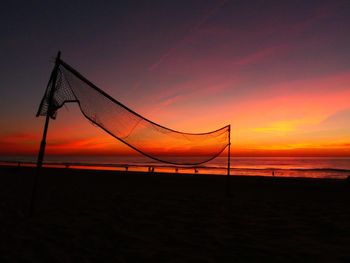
37;60;230;165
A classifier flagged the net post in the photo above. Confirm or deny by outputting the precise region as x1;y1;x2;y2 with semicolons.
29;51;61;216
226;125;231;197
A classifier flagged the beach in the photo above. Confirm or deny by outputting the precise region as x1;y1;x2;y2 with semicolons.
0;165;349;262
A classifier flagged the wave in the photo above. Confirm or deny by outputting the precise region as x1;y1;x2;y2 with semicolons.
2;159;350;172
230;167;350;173
1;157;350;179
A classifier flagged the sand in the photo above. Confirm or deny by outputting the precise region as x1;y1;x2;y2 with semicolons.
0;165;349;262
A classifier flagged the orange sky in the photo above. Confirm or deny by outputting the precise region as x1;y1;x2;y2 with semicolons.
1;0;350;157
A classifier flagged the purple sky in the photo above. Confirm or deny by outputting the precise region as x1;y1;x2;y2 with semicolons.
1;0;350;156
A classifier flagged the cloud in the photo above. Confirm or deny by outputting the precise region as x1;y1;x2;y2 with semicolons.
149;0;229;71
0;132;40;154
286;3;336;35
320;109;350;127
0;132;39;141
233;45;289;66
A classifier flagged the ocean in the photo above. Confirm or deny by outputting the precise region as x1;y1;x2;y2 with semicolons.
1;155;349;179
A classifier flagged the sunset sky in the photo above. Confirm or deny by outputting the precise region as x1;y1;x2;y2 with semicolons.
1;0;350;157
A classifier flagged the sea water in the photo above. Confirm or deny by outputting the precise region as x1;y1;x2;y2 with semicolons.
1;155;349;179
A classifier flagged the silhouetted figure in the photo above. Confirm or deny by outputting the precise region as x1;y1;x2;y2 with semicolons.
148;166;154;174
175;167;179;173
125;165;128;172
272;170;275;177
194;168;198;174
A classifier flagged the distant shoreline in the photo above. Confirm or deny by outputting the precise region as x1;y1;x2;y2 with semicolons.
2;155;350;179
0;164;348;182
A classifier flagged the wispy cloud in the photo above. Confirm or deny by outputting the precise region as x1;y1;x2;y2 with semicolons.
234;45;289;66
149;0;229;71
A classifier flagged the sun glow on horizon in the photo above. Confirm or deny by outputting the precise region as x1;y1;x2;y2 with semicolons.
1;1;350;158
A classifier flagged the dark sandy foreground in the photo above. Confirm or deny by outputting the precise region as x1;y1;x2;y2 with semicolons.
0;165;349;262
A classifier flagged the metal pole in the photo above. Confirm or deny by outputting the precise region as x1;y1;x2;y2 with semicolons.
29;51;61;216
226;125;231;196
